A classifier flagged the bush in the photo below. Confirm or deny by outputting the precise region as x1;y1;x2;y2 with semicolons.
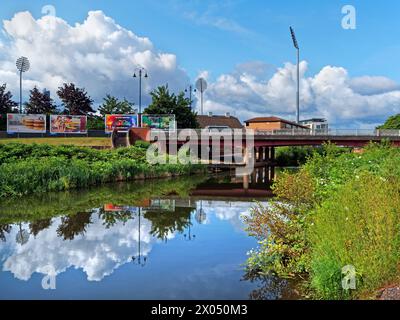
310;173;400;299
245;142;400;299
0;143;205;197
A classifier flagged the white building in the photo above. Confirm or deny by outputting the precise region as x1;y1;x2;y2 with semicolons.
299;118;329;133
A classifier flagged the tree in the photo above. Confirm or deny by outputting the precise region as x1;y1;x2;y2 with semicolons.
0;83;18;114
24;87;57;114
57;83;94;115
98;95;135;116
377;114;400;130
145;85;198;129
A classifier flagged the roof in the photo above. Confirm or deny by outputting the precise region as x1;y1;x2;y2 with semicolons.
244;116;308;129
300;118;327;123
196;115;244;129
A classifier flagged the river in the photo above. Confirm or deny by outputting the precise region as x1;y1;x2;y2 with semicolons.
0;169;298;300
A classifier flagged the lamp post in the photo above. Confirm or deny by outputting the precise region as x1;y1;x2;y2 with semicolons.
184;212;196;241
185;85;196;109
132;208;147;267
290;27;300;124
16;57;30;114
133;66;148;115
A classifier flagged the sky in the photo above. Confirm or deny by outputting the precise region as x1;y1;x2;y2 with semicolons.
1;0;400;128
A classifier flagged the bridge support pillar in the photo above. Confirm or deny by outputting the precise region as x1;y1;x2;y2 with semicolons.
270;147;275;163
264;147;269;162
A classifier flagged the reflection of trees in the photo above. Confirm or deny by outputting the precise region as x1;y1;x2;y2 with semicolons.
0;224;11;242
57;212;92;241
98;208;134;229
243;271;300;300
144;207;193;241
29;219;52;237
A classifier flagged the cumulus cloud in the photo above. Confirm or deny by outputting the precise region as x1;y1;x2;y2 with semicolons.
200;62;400;127
0;201;249;282
1;10;400;127
0;11;189;107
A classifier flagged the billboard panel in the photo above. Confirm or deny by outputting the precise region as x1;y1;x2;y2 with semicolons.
105;115;138;133
141;115;176;131
50;115;87;134
7;114;46;133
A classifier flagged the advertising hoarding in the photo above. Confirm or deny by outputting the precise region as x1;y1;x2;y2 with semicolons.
50;115;87;134
7;114;46;133
105;115;138;133
141;115;176;131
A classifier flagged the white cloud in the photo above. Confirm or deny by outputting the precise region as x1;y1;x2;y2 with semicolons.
0;11;189;107
1;10;400;127
199;61;400;127
0;201;250;282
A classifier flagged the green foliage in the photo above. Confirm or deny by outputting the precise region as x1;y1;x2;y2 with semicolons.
310;173;400;299
87;115;105;130
57;83;94;115
145;85;199;129
0;143;205;198
246;142;400;299
377;114;400;129
24;87;57;115
0;83;18;114
275;146;322;167
98;95;135;116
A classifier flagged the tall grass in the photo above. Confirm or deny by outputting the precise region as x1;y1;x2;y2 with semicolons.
310;173;400;299
0;143;204;197
245;143;400;299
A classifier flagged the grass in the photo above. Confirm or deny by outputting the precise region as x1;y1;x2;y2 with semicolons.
0;137;111;147
245;142;400;300
0;142;205;198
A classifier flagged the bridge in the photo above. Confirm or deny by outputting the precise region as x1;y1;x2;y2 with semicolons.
112;128;400;169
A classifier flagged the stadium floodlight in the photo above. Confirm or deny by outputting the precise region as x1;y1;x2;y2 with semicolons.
16;56;30;114
289;27;300;124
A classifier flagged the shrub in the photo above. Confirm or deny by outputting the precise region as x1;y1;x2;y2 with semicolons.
310;173;400;299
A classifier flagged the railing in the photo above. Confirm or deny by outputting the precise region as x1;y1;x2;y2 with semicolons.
253;129;400;137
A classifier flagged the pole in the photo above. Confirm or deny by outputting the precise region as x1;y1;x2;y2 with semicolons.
189;85;192;109
200;82;204;115
139;69;142;115
19;70;22;114
296;48;300;124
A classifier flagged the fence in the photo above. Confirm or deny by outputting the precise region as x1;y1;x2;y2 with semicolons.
0;130;111;139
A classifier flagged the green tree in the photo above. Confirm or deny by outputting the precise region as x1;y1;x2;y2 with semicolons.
57;83;94;115
98;95;135;116
0;83;18;114
145;85;198;129
24;87;57;114
377;114;400;129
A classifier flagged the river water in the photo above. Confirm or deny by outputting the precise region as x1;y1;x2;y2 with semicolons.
0;170;298;300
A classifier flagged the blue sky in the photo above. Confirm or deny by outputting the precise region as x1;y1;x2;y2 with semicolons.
2;0;400;80
1;0;400;126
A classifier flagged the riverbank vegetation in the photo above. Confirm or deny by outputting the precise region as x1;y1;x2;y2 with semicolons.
0;142;204;198
245;142;400;299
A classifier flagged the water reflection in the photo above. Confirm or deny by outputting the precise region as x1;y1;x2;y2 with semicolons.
0;172;296;300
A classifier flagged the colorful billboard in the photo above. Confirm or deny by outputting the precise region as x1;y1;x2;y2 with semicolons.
141;115;176;131
50;115;87;134
7;114;46;133
105;114;138;133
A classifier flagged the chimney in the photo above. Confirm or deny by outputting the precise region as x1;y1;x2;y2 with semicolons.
225;112;230;118
208;112;213;117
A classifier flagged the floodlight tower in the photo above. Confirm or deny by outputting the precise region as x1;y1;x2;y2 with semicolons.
16;57;30;114
290;27;300;124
